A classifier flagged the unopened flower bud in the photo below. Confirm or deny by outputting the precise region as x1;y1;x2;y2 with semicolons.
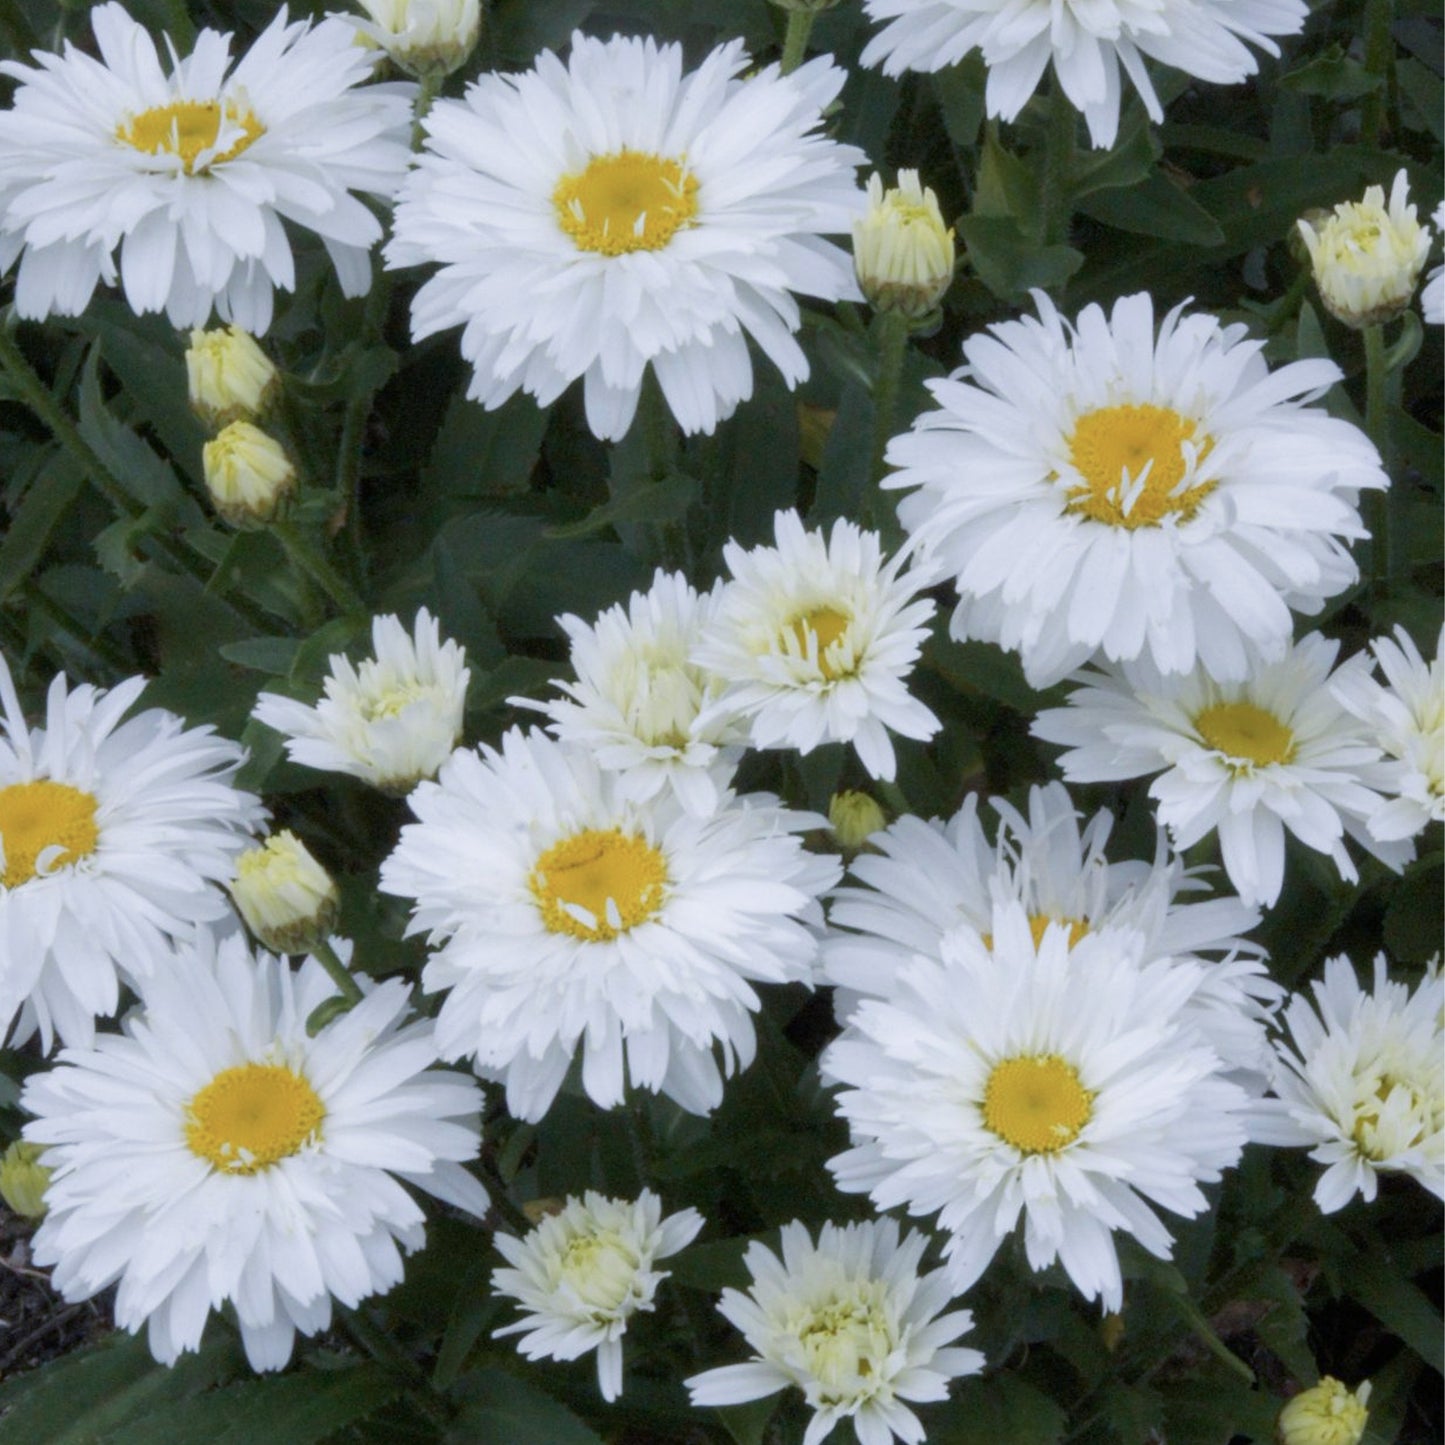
829;790;887;850
203;421;297;528
0;1140;51;1220
230;830;340;955
186;326;278;428
1277;1377;1371;1445
354;0;480;78
854;171;955;319
1297;170;1430;328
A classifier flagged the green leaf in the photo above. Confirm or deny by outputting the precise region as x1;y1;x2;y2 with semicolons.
446;1368;606;1445
544;470;697;540
957;215;1083;300
0;452;84;603
218;637;302;674
930;1375;1067;1444
1072;114;1161;197
1076;172;1226;245
931;57;987;149
713;1395;779;1445
1280;47;1384;100
1383;859;1444;964
1339;1253;1445;1370
421;392;546;503
974;131;1039;228
1394;57;1445;144
925;633;1044;714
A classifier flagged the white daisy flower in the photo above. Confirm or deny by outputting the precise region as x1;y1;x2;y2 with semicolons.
1032;634;1413;909
822;912;1253;1311
22;930;488;1371
254;608;469;795
1331;625;1444;842
884;291;1385;689
526;570;746;817
1424;202;1445;325
492;1189;704;1401
692;510;940;782
0;4;413;332
1255;954;1443;1212
0;656;262;1051
858;0;1305;149
824;781;1279;1080
385;32;864;441
379;729;840;1121
687;1218;984;1445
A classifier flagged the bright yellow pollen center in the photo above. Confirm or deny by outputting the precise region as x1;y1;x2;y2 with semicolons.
118;99;263;174
0;781;100;888
185;1063;325;1174
554;150;699;256
1065;404;1216;529
983;1054;1093;1154
530;828;668;941
981;914;1090;951
1195;701;1296;769
788;606;852;679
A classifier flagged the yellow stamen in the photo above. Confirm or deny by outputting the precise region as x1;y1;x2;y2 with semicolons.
530;828;668;941
983;1054;1093;1154
1194;701;1295;770
118;98;263;174
554;150;699;256
1065;404;1216;529
787;606;852;679
0;780;100;888
185;1063;325;1174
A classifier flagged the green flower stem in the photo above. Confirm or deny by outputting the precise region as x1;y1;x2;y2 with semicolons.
21;579;131;677
334;389;372;575
477;1162;537;1236
310;936;366;1007
1363;322;1393;593
411;72;443;151
1360;0;1394;148
867;309;912;515
271;517;368;619
1040;84;1077;249
779;9;815;75
340;1307;452;1427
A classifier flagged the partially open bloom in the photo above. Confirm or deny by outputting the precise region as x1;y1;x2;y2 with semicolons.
387;32;863;440
688;1218;983;1445
1298;171;1432;328
0;656;262;1050
885;291;1385;689
693;511;940;781
186;327;279;429
254;609;469;794
493;1190;704;1401
854;170;955;318
22;931;488;1370
229;830;340;954
203;422;296;527
1277;1377;1372;1445
352;0;480;78
0;4;413;331
1257;954;1442;1212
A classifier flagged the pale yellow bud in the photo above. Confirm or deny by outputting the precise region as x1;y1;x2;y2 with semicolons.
230;830;340;955
355;0;480;77
0;1140;51;1220
853;171;955;319
1277;1377;1371;1445
186;326;278;428
829;790;887;850
1297;170;1430;328
203;422;297;528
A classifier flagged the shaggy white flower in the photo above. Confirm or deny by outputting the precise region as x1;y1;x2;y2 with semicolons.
1332;625;1444;842
1298;171;1432;328
687;1218;983;1445
1033;634;1414;908
1256;955;1443;1213
254;609;469;794
859;0;1305;149
0;4;413;332
22;931;488;1371
825;782;1279;1080
0;656;262;1051
379;729;839;1121
527;571;746;817
1424;203;1444;325
692;511;940;781
884;291;1385;689
493;1190;703;1401
823;913;1253;1311
386;32;864;441
352;0;480;78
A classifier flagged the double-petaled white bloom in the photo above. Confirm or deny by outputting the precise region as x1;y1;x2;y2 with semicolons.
254;609;469;794
379;729;839;1121
824;782;1278;1081
687;1218;984;1445
526;570;745;817
1331;625;1444;842
693;511;940;781
1298;171;1432;328
1032;634;1412;908
0;656;262;1051
0;4;413;332
858;0;1305;149
1424;202;1445;325
884;291;1385;689
352;0;480;78
823;911;1253;1311
1256;955;1443;1213
492;1190;704;1401
23;931;488;1371
386;32;864;441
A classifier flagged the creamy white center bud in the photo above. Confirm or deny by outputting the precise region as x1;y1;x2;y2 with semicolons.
186;326;278;427
786;1282;896;1401
853;169;955;318
229;830;339;955
203;421;296;528
557;1230;649;1320
355;0;480;76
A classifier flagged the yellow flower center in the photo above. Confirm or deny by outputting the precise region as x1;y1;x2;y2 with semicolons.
981;914;1090;951
983;1054;1093;1154
787;606;852;679
0;780;100;888
359;680;433;722
185;1063;325;1174
1064;404;1216;529
554;150;699;256
118;98;263;174
530;828;668;941
793;1284;894;1401
1194;701;1295;770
